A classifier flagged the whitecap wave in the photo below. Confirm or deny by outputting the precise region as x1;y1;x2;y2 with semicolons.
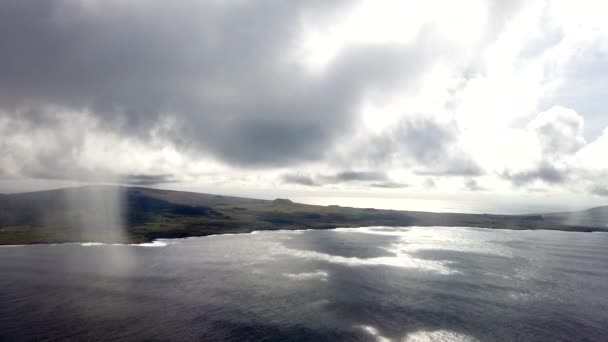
403;329;479;342
79;240;170;247
358;325;391;342
81;242;106;246
130;240;169;247
282;270;328;281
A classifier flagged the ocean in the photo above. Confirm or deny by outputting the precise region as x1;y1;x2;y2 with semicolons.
1;227;607;341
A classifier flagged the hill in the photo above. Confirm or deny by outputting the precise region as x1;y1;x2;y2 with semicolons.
542;206;608;227
0;186;606;245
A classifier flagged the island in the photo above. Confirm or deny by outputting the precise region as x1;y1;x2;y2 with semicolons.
0;185;606;245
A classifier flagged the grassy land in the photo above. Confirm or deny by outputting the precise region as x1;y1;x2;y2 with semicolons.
0;186;606;245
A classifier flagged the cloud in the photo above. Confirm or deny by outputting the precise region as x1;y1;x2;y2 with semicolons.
494;109;608;199
464;179;485;191
323;171;386;183
539;37;608;140
370;182;409;189
0;109;193;183
499;107;592;190
282;170;390;187
414;159;483;177
1;0;608;204
495;105;608;199
394;117;458;164
364;117;483;176
423;178;437;189
282;174;318;186
0;109;107;181
502;162;568;186
527;106;586;156
124;174;175;186
0;0;439;169
590;186;608;197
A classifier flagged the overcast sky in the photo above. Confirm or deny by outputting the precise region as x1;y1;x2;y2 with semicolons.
1;0;607;213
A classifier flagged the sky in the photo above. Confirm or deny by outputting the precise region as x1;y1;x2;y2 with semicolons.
1;0;607;214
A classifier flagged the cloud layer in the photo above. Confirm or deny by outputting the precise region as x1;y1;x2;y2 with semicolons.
1;0;607;204
0;0;434;168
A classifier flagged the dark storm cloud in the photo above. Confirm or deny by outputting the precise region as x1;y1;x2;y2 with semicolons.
0;0;436;169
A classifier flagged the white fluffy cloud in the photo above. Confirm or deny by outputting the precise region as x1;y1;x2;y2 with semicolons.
528;107;586;156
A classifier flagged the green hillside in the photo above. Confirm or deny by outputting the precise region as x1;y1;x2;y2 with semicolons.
0;186;606;245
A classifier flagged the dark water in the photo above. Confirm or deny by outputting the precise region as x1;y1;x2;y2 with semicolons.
1;227;607;341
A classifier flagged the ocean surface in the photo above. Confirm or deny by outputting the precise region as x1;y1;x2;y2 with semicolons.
1;227;607;341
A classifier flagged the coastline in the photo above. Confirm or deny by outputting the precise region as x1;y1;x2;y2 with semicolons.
2;224;607;247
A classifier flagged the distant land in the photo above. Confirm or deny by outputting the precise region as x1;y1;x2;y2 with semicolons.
0;186;607;245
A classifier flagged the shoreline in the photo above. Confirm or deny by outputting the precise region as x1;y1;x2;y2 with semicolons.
2;224;607;247
2;186;606;246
